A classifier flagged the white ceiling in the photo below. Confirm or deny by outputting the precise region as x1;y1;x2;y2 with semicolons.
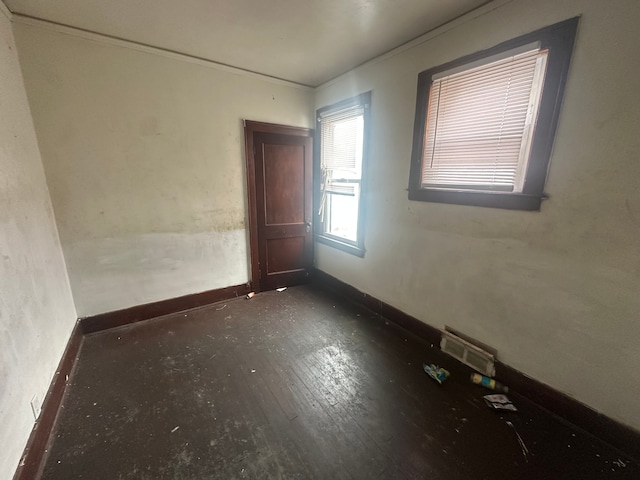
4;0;489;86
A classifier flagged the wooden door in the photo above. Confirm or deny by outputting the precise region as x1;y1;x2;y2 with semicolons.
244;121;313;292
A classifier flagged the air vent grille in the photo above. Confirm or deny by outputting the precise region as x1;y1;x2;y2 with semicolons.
440;330;496;377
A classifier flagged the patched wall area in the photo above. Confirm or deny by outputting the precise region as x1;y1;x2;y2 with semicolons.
13;22;314;316
0;11;77;480
314;0;640;431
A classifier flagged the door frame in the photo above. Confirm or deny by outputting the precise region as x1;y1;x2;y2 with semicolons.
243;120;314;293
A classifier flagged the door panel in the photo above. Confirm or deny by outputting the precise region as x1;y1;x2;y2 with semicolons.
244;122;313;292
263;144;306;225
266;237;305;274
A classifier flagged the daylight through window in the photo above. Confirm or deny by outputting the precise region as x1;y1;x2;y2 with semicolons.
316;92;370;256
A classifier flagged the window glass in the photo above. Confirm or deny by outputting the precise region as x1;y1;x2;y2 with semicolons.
316;92;370;256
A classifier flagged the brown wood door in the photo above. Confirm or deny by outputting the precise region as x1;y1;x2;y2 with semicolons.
245;121;313;292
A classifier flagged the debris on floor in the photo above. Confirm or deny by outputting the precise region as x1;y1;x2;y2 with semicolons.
171;426;180;433
39;285;640;479
276;287;287;292
613;459;627;468
505;420;529;462
471;373;508;393
423;364;450;384
484;394;517;412
216;304;228;311
246;292;255;299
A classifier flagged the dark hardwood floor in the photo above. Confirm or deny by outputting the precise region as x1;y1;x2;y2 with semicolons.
40;286;637;479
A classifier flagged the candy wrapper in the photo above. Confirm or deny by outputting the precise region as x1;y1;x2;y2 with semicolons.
423;364;450;384
483;394;517;411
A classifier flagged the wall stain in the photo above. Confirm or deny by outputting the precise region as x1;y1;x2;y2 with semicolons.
625;198;640;229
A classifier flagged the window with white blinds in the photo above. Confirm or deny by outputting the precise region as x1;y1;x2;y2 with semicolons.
316;92;370;256
408;18;578;210
320;104;364;198
421;45;548;193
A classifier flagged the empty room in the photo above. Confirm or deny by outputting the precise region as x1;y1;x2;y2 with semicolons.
1;0;639;478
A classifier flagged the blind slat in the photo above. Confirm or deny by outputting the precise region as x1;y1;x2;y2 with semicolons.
325;181;357;196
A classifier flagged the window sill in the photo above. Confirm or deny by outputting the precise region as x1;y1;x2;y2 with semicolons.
408;188;544;211
316;234;365;257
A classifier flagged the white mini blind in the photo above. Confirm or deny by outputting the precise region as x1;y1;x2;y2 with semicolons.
320;105;364;173
319;104;364;196
422;47;548;192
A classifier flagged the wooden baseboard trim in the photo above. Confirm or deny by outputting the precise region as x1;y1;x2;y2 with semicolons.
311;268;441;346
311;267;640;461
496;362;640;461
13;322;84;480
80;283;252;334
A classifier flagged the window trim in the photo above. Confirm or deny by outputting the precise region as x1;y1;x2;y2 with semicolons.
408;17;579;211
314;91;371;257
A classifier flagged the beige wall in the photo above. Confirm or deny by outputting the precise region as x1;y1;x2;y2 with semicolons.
0;10;77;479
13;21;314;317
315;0;640;430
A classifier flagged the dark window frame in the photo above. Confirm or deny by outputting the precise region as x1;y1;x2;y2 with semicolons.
314;91;371;257
408;17;579;211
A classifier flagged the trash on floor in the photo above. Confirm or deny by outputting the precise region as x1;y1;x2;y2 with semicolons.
505;420;529;462
423;364;450;384
216;304;228;311
246;292;255;299
276;287;287;292
471;373;508;393
483;394;517;411
171;426;180;433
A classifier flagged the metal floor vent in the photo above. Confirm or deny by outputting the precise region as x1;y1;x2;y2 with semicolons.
440;329;496;377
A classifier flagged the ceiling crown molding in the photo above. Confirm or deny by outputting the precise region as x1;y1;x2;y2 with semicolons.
318;0;514;89
1;0;12;20
11;12;313;91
